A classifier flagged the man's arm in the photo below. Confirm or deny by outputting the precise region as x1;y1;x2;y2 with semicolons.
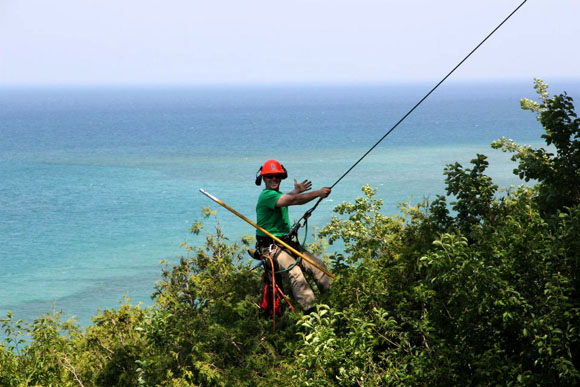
276;187;331;207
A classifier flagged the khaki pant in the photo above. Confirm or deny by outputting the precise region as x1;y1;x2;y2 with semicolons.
261;244;331;310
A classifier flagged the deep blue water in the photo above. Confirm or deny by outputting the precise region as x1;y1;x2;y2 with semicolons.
1;80;578;328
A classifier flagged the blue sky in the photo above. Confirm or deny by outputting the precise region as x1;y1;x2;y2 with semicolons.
1;0;578;85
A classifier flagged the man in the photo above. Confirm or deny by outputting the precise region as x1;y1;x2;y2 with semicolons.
255;159;332;312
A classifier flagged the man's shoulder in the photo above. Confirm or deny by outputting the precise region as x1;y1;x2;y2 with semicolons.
257;189;283;208
259;189;282;200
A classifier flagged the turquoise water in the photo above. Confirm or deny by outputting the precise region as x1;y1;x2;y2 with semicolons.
1;81;578;328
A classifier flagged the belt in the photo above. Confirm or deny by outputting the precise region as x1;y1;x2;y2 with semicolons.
256;235;279;247
256;235;301;251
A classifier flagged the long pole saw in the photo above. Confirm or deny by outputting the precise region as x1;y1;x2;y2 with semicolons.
199;189;335;279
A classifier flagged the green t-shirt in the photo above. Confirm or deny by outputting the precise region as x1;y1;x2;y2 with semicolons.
256;189;291;237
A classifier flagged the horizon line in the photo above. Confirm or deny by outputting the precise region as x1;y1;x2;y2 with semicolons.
1;76;580;89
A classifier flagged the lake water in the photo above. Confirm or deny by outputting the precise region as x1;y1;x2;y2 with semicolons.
1;80;578;328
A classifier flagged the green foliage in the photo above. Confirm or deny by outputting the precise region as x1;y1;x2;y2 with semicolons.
0;310;83;386
493;78;580;216
444;154;499;237
320;185;405;265
1;80;579;385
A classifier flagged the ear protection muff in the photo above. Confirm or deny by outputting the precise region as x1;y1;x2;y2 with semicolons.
279;164;288;179
255;166;263;186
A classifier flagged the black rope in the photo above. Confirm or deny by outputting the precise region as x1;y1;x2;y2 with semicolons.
294;0;528;227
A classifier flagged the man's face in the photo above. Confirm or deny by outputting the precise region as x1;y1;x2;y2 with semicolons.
263;174;282;190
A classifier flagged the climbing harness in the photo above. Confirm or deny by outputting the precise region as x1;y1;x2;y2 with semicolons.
199;189;316;330
251;245;296;332
289;0;529;237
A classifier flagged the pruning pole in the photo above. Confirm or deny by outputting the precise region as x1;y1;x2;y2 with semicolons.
199;189;335;279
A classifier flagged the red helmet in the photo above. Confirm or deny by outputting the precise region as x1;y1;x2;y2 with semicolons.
255;159;288;185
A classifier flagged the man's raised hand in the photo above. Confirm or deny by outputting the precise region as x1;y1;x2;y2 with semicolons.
294;179;312;193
